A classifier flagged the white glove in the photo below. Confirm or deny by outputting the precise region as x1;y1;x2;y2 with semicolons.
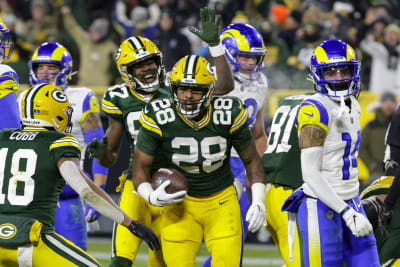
245;183;267;233
137;181;187;207
342;206;373;237
233;178;243;199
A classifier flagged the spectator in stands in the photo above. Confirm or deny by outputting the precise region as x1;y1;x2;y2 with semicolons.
60;4;118;86
359;91;398;182
153;10;192;71
361;23;400;92
277;9;302;52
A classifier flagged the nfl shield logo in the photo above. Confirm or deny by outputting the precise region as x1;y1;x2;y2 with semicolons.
34;109;40;114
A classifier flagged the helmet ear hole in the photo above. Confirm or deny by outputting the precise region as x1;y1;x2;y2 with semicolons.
56;115;64;121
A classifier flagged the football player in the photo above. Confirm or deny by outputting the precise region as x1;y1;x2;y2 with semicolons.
202;22;269;267
132;55;266;266
282;39;380;265
21;42;109;251
87;8;234;267
0;84;159;267
0;19;20;130
263;94;313;266
360;176;400;265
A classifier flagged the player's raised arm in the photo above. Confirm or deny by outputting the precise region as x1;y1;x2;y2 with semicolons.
189;7;233;94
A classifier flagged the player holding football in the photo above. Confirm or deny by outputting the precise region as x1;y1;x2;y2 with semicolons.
202;22;269;267
19;42;109;251
87;8;234;267
132;54;266;266
0;19;20;130
282;39;380;265
0;84;159;267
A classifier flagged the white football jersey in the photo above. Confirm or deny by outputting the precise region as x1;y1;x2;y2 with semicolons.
226;73;268;157
298;94;361;200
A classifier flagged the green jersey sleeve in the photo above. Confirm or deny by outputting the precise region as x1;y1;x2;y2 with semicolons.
49;135;82;163
101;85;126;123
136;103;162;156
229;97;253;153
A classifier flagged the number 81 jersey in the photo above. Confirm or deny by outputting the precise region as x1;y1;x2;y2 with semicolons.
137;96;253;197
296;94;362;200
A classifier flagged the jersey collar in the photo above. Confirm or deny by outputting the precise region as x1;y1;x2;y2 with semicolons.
129;86;158;103
176;105;212;130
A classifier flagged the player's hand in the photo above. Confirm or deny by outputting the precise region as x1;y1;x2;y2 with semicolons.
87;137;107;159
127;220;161;250
189;7;221;46
233;178;243;199
342;207;373;237
150;180;187;207
84;185;105;222
246;202;267;233
378;207;392;235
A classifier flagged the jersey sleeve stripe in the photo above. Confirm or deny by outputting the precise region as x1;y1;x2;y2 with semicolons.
50;141;82;152
102;99;122;115
230;108;248;134
139;112;162;137
304;99;329;125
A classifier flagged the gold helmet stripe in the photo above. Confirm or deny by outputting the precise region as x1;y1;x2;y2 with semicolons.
128;36;145;52
24;84;47;119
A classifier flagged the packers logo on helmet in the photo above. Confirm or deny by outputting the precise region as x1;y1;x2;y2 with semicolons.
20;84;73;133
116;36;165;93
169;55;215;119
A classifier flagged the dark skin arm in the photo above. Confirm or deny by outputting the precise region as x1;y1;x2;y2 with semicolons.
237;139;265;185
213;54;234;95
131;147;154;189
98;117;125;168
252;110;268;156
299;124;327;149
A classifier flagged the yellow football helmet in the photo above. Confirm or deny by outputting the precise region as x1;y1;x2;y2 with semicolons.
116;36;164;93
20;84;73;133
169;55;215;119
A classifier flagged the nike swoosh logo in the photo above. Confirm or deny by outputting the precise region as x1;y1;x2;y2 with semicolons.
303;112;314;117
219;200;228;205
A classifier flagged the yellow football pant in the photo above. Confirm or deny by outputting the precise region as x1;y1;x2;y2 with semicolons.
111;179;164;266
266;184;301;267
0;232;99;267
161;185;243;267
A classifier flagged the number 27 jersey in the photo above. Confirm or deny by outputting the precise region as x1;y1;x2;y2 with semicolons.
137;96;252;197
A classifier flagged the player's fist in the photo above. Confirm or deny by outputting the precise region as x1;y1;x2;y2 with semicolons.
342;206;373;237
189;7;221;46
127;220;161;250
87;137;107;159
150;180;187;206
246;202;267;233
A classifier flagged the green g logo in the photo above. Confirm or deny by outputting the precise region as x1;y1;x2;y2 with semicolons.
52;90;67;103
0;223;17;239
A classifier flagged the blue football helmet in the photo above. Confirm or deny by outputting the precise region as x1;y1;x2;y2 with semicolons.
29;42;73;89
220;23;267;81
0;19;13;62
310;39;361;100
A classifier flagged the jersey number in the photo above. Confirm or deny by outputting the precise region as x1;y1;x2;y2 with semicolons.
171;136;227;173
0;148;37;206
341;131;361;180
266;105;298;154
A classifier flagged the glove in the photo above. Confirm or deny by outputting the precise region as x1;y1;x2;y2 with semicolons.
149;180;187;207
233;178;243;199
127;220;161;250
378;207;392;236
87;137;107;159
85;185;106;222
342;206;373;237
189;8;221;46
246;202;267;233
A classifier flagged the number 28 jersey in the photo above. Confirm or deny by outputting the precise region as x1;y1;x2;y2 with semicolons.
137;96;252;196
0;129;81;228
296;94;362;200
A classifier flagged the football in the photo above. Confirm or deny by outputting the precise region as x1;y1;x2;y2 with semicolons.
151;168;188;194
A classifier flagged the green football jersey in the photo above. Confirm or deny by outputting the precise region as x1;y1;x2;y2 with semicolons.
263;94;309;189
0;129;81;229
137;96;252;196
101;83;170;175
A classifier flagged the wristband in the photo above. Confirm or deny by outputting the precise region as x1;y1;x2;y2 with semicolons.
209;43;225;57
